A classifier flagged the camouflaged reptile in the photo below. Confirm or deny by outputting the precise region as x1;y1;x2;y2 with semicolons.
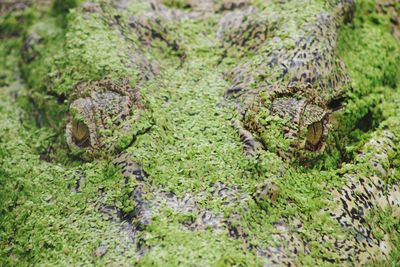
111;129;400;266
65;77;149;159
223;0;355;160
17;0;164;246
19;0;259;161
152;129;399;266
112;131;400;266
255;129;400;265
21;2;159;160
15;0;400;266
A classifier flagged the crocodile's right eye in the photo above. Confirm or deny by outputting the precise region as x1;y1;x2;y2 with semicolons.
71;120;90;148
306;121;324;148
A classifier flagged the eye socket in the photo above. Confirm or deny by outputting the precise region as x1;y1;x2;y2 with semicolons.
71;120;90;148
327;96;346;111
306;121;323;147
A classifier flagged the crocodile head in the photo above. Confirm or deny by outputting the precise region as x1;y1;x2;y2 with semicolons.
65;78;150;160
271;97;328;153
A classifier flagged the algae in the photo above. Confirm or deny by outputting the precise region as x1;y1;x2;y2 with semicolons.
0;0;400;266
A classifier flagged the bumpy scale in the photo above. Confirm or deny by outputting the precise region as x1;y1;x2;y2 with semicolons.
223;0;355;160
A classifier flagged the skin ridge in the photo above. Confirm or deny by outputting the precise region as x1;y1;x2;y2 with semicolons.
1;0;399;266
223;0;354;160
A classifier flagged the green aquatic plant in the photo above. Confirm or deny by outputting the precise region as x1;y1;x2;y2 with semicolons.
0;0;399;266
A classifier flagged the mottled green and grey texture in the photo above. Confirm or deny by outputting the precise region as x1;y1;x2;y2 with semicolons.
0;0;400;266
224;1;352;156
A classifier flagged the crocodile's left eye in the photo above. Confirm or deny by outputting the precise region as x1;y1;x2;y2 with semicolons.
71;120;90;148
306;121;323;147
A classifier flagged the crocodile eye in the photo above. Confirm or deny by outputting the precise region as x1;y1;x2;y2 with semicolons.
71;120;90;147
306;121;323;147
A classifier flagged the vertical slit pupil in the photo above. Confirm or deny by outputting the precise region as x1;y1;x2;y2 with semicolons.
72;120;90;147
306;121;323;147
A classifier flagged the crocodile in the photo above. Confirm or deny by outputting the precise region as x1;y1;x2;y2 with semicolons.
222;0;355;160
256;128;400;265
20;2;159;160
3;0;400;266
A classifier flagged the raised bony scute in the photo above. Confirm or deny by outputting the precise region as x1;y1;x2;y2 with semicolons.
223;1;355;160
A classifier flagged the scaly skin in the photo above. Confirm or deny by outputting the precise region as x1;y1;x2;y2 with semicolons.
196;126;400;266
376;0;400;39
21;2;159;159
217;6;272;52
2;0;400;266
224;1;355;160
65;78;148;159
0;0;30;17
258;128;400;265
